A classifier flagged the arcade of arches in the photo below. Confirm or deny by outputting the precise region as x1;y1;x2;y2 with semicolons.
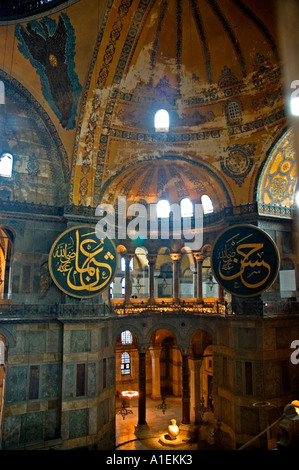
1;0;299;452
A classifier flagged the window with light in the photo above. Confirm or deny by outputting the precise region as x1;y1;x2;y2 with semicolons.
0;153;13;178
201;194;214;214
157;199;170;218
121;352;131;375
180;198;193;217
121;257;133;271
154;109;169;132
121;330;133;345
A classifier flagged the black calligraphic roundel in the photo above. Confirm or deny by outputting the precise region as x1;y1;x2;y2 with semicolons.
211;224;280;298
49;225;117;298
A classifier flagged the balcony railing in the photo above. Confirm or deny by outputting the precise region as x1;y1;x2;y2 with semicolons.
0;299;297;320
111;298;226;315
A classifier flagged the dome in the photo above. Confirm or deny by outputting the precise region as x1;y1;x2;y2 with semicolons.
100;157;229;209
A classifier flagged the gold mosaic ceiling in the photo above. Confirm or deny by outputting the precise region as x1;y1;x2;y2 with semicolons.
1;0;283;207
75;0;283;208
100;158;229;208
121;0;279;96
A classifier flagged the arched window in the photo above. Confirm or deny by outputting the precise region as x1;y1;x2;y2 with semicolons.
0;153;13;178
201;194;214;214
121;257;133;271
121;352;131;375
154;109;169;132
180;198;193;217
157;199;170;218
121;330;132;344
225;99;242;124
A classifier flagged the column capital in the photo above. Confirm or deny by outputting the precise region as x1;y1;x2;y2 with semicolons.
124;253;134;262
148;347;161;359
193;252;205;262
170;253;181;262
147;254;157;264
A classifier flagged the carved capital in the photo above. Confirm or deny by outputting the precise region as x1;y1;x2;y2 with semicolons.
170;253;181;262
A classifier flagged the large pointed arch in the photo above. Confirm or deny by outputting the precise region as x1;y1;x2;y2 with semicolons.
257;128;297;218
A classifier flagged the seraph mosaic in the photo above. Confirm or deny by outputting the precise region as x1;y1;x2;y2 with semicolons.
15;14;82;130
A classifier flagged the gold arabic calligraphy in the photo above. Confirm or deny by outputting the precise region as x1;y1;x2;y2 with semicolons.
216;233;271;290
52;229;115;292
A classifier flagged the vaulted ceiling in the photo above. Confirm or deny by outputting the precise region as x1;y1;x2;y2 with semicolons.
0;0;287;208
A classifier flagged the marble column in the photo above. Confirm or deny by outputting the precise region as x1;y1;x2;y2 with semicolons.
218;284;224;302
124;254;133;302
138;350;147;425
193;252;204;302
149;348;161;400
181;352;190;425
147;254;157;302
170;253;181;301
189;358;203;423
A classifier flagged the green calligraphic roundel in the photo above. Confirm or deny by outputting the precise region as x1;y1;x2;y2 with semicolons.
49;225;117;298
211;224;280;298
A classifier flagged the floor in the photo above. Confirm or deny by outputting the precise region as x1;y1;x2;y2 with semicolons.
115;396;217;450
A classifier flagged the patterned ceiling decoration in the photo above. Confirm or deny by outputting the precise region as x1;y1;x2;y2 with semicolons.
220;144;255;186
70;0;284;207
257;128;297;218
99;157;230;209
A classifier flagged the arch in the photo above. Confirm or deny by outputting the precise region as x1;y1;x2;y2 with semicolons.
112;323;144;346
98;156;232;209
0;71;69;204
257;128;297;217
0;327;16;349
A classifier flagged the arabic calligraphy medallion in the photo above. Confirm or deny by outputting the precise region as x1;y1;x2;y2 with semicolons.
49;225;117;298
211;224;280;297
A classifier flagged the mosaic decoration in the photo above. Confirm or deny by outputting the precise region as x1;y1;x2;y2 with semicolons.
258;128;297;216
26;153;40;178
75;0;281;205
79;0;136;204
218;66;239;88
49;226;117;298
15;14;82;130
191;0;212;83
211;224;280;298
207;0;246;78
221;144;255;186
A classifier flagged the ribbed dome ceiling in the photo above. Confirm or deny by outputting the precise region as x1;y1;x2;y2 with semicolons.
121;0;278;95
100;158;228;207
